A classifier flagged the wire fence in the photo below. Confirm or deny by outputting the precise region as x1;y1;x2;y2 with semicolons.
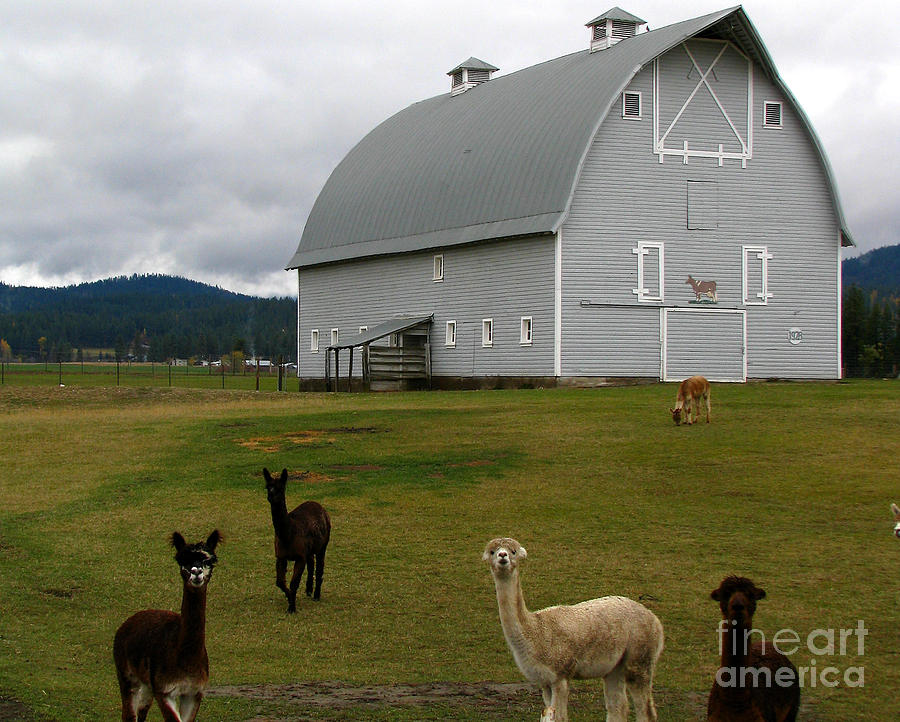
0;360;301;393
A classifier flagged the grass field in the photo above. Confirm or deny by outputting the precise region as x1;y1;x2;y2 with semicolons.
0;380;897;721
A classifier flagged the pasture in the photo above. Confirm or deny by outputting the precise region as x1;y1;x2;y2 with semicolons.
0;380;897;721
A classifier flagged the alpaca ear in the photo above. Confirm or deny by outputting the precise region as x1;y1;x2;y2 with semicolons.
263;467;272;482
517;544;527;559
280;468;288;483
171;532;187;551
710;588;722;601
482;548;491;562
206;529;223;551
752;586;766;601
892;503;900;520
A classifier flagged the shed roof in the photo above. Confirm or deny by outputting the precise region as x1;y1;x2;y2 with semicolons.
329;314;433;350
288;6;853;270
447;57;499;74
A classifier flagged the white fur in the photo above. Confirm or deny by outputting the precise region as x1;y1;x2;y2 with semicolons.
483;538;663;722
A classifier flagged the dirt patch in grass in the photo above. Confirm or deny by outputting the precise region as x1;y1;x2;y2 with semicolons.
236;428;386;453
0;696;37;721
206;681;535;712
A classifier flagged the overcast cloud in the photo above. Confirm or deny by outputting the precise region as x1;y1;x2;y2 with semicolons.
1;0;897;297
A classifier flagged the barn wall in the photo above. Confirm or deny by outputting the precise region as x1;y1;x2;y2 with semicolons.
561;39;841;379
297;235;556;379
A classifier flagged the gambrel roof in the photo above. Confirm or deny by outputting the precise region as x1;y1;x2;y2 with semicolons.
288;6;853;270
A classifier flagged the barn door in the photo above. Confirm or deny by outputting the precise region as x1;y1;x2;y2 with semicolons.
663;308;745;382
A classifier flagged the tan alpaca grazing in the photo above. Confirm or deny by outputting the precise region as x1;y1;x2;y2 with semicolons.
670;375;711;425
483;538;664;722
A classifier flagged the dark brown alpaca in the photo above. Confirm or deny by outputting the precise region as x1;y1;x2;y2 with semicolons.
707;576;800;722
264;467;331;613
113;530;222;722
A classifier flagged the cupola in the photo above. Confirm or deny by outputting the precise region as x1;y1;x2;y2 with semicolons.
448;57;499;96
586;7;647;52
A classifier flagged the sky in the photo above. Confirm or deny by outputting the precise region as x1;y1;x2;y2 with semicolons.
1;1;897;298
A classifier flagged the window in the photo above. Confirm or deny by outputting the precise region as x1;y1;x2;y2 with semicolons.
482;319;493;347
764;101;782;128
445;320;457;347
331;328;339;346
623;91;642;119
632;242;664;302
310;329;319;353
743;246;773;305
687;181;718;230
358;325;368;334
433;254;444;281
520;317;533;345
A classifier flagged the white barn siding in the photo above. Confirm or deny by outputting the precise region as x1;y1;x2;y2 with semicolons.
297;235;556;380
560;40;841;380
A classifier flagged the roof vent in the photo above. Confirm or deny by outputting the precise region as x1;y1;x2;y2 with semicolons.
448;57;499;96
586;7;647;52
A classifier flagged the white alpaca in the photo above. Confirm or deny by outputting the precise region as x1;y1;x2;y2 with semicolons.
483;538;664;722
892;503;900;538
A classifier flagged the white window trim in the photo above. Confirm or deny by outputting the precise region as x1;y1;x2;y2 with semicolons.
622;91;642;120
520;316;533;346
445;320;457;348
331;328;339;346
482;318;493;348
742;245;774;305
632;242;665;303
433;254;444;281
358;325;368;334
763;100;782;128
310;329;319;353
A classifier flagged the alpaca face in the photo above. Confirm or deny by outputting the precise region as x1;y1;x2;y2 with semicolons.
483;537;527;577
264;467;289;504
670;407;683;425
172;530;221;588
711;576;765;626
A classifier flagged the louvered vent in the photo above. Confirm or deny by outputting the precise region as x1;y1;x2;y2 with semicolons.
611;19;636;39
448;57;499;95
586;9;646;52
764;101;782;127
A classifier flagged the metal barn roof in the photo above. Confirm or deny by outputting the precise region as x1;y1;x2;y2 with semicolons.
288;6;853;270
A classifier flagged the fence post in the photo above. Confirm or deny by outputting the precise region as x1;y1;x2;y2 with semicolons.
58;360;62;386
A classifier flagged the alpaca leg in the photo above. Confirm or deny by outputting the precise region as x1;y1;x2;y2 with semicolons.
305;553;315;597
155;692;185;722
313;548;326;600
625;672;658;722
275;557;292;609
288;559;304;612
602;667;630;722
117;675;151;722
179;692;203;722
548;679;569;722
705;391;711;423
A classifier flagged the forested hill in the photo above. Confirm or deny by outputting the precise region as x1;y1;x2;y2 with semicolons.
0;274;296;362
843;243;900;294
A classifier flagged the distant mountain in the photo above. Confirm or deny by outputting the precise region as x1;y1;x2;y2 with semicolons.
0;274;296;361
843;244;900;294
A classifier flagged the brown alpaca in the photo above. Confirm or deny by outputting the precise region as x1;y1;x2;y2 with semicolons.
707;576;799;722
264;467;331;613
670;375;711;425
113;530;222;722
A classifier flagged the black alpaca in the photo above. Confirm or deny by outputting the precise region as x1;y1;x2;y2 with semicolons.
264;467;331;612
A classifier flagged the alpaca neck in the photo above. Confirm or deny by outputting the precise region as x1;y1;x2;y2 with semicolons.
720;618;752;668
493;570;535;662
178;582;208;659
269;497;293;545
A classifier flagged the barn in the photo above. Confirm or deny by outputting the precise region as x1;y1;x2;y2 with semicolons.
287;6;854;389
